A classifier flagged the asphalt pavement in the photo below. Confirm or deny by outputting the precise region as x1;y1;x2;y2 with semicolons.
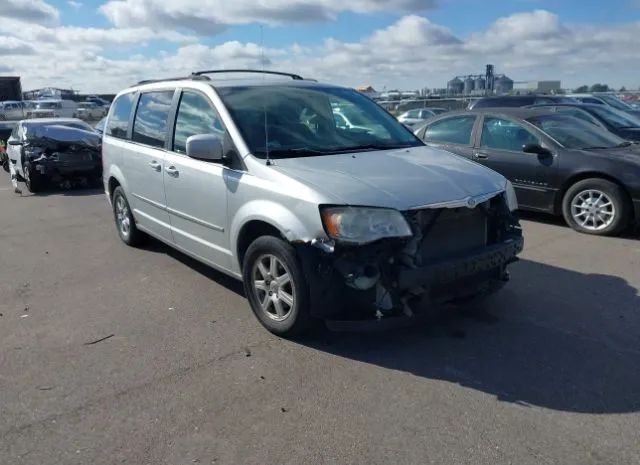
1;175;639;465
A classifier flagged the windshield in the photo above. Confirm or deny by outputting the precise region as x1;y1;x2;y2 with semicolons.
527;114;627;149
589;105;640;128
36;102;61;110
217;85;422;158
24;121;94;139
598;95;633;111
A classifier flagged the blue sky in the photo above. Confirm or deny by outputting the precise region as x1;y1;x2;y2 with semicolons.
1;0;639;92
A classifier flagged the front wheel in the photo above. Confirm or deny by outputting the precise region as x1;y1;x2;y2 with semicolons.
562;178;629;236
242;236;315;337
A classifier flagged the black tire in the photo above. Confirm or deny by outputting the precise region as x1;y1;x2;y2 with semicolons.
242;236;315;337
112;186;146;246
23;163;44;193
1;157;8;173
562;178;629;236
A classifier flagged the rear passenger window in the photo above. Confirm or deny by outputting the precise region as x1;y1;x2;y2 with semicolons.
424;116;476;145
106;93;135;139
132;91;174;148
173;91;225;154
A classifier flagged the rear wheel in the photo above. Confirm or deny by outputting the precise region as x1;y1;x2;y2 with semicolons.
242;236;314;337
112;186;146;246
23;163;44;193
562;178;628;236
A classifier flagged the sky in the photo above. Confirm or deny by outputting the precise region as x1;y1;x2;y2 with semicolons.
0;0;639;93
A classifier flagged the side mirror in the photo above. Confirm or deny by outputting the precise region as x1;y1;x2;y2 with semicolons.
8;139;22;146
523;143;552;157
186;134;223;162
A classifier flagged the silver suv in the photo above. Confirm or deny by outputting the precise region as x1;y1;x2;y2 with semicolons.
102;70;523;336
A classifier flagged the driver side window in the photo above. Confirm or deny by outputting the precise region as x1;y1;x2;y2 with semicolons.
173;91;225;154
480;117;539;152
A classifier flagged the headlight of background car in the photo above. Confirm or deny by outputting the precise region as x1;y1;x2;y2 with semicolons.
321;206;413;244
505;180;518;212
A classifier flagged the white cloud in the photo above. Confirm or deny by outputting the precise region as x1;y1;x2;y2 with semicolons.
4;9;640;93
100;0;439;33
0;0;59;25
67;0;82;8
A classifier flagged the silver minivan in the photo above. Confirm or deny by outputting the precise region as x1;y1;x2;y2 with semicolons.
102;70;523;336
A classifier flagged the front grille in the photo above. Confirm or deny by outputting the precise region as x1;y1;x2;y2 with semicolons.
411;205;489;262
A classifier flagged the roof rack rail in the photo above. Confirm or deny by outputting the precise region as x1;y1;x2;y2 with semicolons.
136;75;211;86
191;69;304;80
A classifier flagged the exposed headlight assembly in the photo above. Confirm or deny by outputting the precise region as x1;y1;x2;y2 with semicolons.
321;206;413;244
505;180;518;212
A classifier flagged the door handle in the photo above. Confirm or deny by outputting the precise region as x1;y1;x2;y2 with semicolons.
165;166;179;177
473;151;489;160
148;161;161;172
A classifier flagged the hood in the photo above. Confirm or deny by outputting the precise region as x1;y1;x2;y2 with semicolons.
580;144;640;164
271;146;506;210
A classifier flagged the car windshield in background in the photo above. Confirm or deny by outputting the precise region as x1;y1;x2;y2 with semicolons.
217;85;421;158
23;121;94;139
590;105;640;128
35;102;61;109
527;114;627;149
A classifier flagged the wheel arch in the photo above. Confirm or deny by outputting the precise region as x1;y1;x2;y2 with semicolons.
230;200;323;272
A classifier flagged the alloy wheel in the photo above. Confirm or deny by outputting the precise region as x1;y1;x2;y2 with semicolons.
571;189;615;231
115;195;131;238
251;254;295;322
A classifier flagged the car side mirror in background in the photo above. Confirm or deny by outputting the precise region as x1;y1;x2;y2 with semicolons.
186;134;223;162
8;139;22;146
523;143;552;157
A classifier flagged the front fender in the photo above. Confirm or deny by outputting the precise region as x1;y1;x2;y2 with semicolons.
229;199;326;269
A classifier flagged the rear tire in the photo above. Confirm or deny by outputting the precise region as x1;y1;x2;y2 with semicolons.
242;236;315;337
112;186;146;246
23;163;44;193
562;178;628;236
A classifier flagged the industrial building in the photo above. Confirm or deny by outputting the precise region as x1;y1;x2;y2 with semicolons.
447;65;514;96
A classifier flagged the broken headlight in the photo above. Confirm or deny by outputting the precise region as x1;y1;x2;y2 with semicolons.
505;180;518;211
321;206;412;244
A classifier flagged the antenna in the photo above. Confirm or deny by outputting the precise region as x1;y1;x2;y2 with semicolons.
260;25;271;166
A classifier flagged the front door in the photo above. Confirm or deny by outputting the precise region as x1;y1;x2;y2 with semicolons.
123;90;175;242
474;116;557;211
163;90;232;271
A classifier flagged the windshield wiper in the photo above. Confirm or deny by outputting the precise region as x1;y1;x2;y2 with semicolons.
328;143;418;154
255;147;327;158
617;141;633;147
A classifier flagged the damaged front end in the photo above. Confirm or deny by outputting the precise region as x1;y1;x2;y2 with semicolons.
22;124;102;187
300;192;523;328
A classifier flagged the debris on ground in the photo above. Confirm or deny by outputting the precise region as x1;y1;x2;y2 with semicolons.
280;407;288;413
84;334;115;345
37;386;53;391
244;347;252;357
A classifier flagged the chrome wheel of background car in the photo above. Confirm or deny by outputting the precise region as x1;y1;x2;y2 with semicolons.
571;189;615;231
251;254;295;322
115;195;131;238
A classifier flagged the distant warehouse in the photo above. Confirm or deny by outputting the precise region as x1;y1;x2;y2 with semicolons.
515;81;562;93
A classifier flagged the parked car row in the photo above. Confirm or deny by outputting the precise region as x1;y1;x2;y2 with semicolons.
0;98;109;122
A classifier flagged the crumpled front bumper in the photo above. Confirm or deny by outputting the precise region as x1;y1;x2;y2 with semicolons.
397;236;524;290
